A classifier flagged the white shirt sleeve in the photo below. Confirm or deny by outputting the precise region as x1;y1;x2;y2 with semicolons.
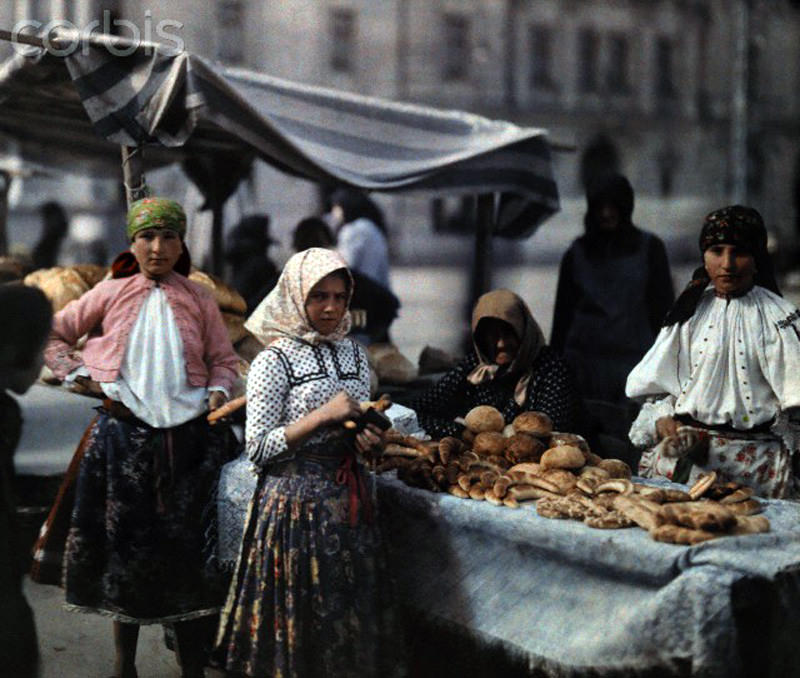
755;296;800;412
245;348;290;465
628;395;676;449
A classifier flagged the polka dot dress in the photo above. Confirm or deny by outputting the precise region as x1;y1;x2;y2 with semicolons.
409;346;582;439
245;336;370;465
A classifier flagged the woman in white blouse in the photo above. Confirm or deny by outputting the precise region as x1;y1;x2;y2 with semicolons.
214;248;403;678
626;205;800;498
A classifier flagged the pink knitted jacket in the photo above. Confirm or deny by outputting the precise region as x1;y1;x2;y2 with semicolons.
45;270;239;392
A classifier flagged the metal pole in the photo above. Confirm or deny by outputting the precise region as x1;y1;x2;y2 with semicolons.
121;145;147;207
731;0;749;203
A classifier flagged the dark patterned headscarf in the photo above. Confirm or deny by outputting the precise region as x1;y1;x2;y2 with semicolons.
126;197;187;241
698;205;767;254
663;205;780;326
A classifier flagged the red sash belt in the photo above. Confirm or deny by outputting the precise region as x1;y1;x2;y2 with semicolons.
335;452;373;528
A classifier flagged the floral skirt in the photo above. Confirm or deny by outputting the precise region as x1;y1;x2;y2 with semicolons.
214;448;405;678
638;425;796;499
63;410;236;624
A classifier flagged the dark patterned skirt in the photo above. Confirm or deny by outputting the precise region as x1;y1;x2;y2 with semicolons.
214;446;405;678
63;409;236;624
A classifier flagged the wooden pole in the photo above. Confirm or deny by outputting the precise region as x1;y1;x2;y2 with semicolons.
0;171;9;257
470;193;495;307
121;145;147;207
211;201;224;276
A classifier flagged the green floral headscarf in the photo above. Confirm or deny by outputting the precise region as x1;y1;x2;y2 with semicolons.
126;197;187;241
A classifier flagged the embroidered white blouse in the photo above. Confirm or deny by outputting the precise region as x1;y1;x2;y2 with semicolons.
245;336;370;466
626;285;800;448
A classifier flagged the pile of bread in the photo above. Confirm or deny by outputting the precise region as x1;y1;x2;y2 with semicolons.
377;404;770;545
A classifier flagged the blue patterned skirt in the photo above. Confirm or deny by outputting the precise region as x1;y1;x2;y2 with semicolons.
214;445;405;678
63;409;236;624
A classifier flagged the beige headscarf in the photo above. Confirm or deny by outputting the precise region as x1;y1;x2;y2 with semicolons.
244;247;353;346
466;289;547;405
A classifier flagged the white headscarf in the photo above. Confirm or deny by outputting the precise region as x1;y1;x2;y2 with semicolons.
244;247;353;346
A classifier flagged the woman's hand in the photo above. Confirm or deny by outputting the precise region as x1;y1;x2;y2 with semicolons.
318;391;362;425
208;390;228;412
72;375;105;398
656;416;679;440
355;423;385;460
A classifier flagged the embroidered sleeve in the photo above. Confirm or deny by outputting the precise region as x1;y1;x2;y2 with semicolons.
526;349;582;433
628;395;676;449
407;355;475;438
759;301;800;411
245;348;290;466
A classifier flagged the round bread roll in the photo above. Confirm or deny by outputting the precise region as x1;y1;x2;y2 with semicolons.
472;431;506;457
549;432;590;454
70;263;109;288
464;405;505;434
189;269;247;315
222;311;249;345
504;433;546;464
598;458;632;479
584;451;605;467
540;444;585;471
29;267;90;312
512;411;553;437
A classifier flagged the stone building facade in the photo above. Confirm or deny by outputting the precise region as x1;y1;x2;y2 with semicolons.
3;0;800;265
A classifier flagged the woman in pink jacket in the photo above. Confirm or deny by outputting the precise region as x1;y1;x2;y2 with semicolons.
45;197;239;678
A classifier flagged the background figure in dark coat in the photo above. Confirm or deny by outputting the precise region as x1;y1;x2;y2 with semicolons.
225;214;280;314
0;285;52;678
550;174;674;404
31;201;69;270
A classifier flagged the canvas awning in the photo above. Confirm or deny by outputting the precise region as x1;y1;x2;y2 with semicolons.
0;31;559;239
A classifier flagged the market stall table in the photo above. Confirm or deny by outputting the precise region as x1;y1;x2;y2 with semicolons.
377;474;800;678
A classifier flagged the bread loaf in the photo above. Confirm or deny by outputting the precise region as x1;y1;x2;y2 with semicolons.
504;433;546;464
512;411;553;437
472;431;506;457
464;405;505;434
189;270;247;315
540;445;585;471
597;459;632;479
27;267;90;312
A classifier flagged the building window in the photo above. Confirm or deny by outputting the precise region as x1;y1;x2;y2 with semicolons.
606;33;631;94
442;12;470;82
655;37;675;99
578;28;599;93
217;1;245;64
329;7;356;74
529;24;556;91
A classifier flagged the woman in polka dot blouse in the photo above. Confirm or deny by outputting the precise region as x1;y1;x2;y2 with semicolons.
626;205;800;499
214;247;404;678
408;289;584;440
